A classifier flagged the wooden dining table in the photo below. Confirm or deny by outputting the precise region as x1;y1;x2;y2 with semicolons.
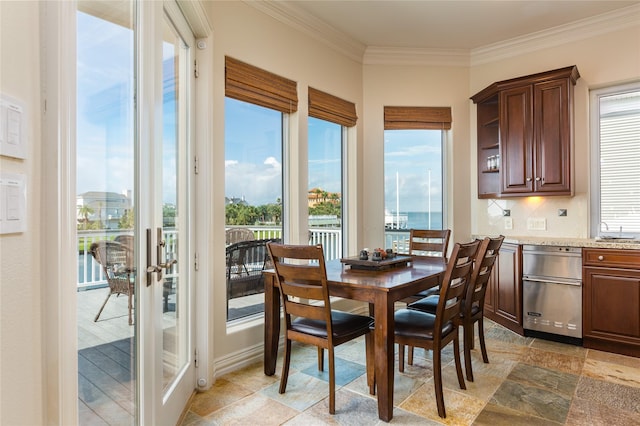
263;255;447;422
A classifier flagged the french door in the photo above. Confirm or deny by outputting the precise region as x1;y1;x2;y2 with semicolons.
76;1;195;424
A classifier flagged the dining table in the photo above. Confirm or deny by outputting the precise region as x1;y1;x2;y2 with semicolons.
263;255;447;422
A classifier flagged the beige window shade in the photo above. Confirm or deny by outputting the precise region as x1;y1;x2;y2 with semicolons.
225;56;298;113
384;106;452;130
308;87;357;127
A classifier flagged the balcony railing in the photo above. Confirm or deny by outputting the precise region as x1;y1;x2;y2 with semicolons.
77;227;410;289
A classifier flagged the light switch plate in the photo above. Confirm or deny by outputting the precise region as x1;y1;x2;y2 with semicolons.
0;172;26;234
504;217;513;230
527;217;547;231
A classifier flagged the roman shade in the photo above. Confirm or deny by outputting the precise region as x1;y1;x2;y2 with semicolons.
225;56;298;113
308;87;357;127
384;106;452;130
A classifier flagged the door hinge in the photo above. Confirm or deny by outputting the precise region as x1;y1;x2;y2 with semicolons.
194;59;199;78
194;156;199;174
194;252;199;271
194;348;199;367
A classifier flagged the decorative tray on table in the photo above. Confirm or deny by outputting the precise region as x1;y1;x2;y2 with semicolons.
340;255;412;271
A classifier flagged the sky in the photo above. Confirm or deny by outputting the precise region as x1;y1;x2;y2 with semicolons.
76;11;443;214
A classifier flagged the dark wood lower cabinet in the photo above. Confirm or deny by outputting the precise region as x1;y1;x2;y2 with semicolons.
583;248;640;357
485;242;523;334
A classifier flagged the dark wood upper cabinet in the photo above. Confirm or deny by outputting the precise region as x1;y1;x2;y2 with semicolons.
472;66;580;198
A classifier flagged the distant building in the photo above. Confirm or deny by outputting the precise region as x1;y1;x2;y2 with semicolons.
308;188;340;208
225;196;248;205
77;191;132;229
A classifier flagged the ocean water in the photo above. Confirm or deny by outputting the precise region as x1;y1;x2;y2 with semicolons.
406;211;443;230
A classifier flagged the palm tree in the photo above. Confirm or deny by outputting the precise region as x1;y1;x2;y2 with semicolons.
77;204;94;229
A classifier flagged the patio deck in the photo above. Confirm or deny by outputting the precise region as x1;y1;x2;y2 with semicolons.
77;286;265;424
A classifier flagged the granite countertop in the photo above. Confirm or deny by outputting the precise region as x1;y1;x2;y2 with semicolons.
496;236;640;250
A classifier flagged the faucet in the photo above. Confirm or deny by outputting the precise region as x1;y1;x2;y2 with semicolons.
599;221;609;232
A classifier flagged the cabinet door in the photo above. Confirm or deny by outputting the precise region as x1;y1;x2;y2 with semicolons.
583;266;640;356
500;86;533;194
533;79;572;194
485;242;523;334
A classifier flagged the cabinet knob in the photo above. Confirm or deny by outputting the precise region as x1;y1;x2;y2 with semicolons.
598;255;604;261
535;177;541;181
526;177;532;182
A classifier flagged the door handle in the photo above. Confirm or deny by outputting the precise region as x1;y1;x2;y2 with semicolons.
146;227;178;285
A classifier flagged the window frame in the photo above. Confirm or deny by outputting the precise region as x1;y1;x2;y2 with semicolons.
589;81;640;238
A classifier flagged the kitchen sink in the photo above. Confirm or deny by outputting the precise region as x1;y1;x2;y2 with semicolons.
595;234;640;243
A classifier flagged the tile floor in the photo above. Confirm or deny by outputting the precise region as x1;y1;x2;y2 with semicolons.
180;319;640;425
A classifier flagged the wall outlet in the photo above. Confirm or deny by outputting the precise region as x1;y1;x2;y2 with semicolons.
527;217;547;230
504;217;513;230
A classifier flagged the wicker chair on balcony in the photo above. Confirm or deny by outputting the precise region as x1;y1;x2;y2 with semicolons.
225;227;255;245
90;240;135;325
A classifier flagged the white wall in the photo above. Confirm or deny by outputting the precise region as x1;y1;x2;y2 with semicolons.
204;1;365;371
470;23;640;238
0;2;44;424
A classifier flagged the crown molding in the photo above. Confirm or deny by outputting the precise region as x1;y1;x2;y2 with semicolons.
245;1;366;62
470;3;640;66
363;47;470;67
247;2;640;67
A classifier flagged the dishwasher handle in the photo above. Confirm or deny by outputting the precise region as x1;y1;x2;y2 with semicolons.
523;276;582;286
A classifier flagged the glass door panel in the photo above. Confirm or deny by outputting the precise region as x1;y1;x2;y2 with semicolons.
159;8;191;395
76;2;136;425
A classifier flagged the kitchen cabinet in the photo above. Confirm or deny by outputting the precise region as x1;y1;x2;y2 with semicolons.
472;66;580;198
485;242;523;334
583;248;640;357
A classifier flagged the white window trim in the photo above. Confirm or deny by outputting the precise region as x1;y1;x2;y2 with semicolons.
589;81;640;238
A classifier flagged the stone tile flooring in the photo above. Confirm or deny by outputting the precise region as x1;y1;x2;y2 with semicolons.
180;319;640;425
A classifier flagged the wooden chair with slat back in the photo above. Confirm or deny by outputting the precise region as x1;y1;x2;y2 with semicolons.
266;242;375;414
401;229;452;364
403;229;451;300
408;235;504;381
388;239;480;419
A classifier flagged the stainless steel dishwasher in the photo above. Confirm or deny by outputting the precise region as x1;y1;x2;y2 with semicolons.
522;245;582;342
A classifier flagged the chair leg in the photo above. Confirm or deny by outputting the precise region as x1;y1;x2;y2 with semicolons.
433;347;446;418
328;348;336;414
398;343;405;373
464;322;474;382
453;335;466;390
279;339;292;394
408;345;414;365
365;333;376;395
94;290;112;322
478;317;489;364
128;291;133;326
318;347;324;372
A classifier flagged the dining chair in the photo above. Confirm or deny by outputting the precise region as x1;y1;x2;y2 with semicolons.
408;235;504;381
89;240;135;325
392;239;480;418
401;228;451;302
266;242;375;414
400;228;451;365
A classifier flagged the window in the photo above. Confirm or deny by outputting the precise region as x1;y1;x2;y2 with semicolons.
307;87;357;260
224;57;297;322
383;106;450;251
308;117;343;259
590;84;640;238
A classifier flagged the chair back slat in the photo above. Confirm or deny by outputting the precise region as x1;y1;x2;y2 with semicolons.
434;240;480;335
409;229;451;259
465;236;504;314
267;242;333;335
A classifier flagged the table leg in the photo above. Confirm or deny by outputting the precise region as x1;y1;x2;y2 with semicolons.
374;293;395;422
264;274;280;376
